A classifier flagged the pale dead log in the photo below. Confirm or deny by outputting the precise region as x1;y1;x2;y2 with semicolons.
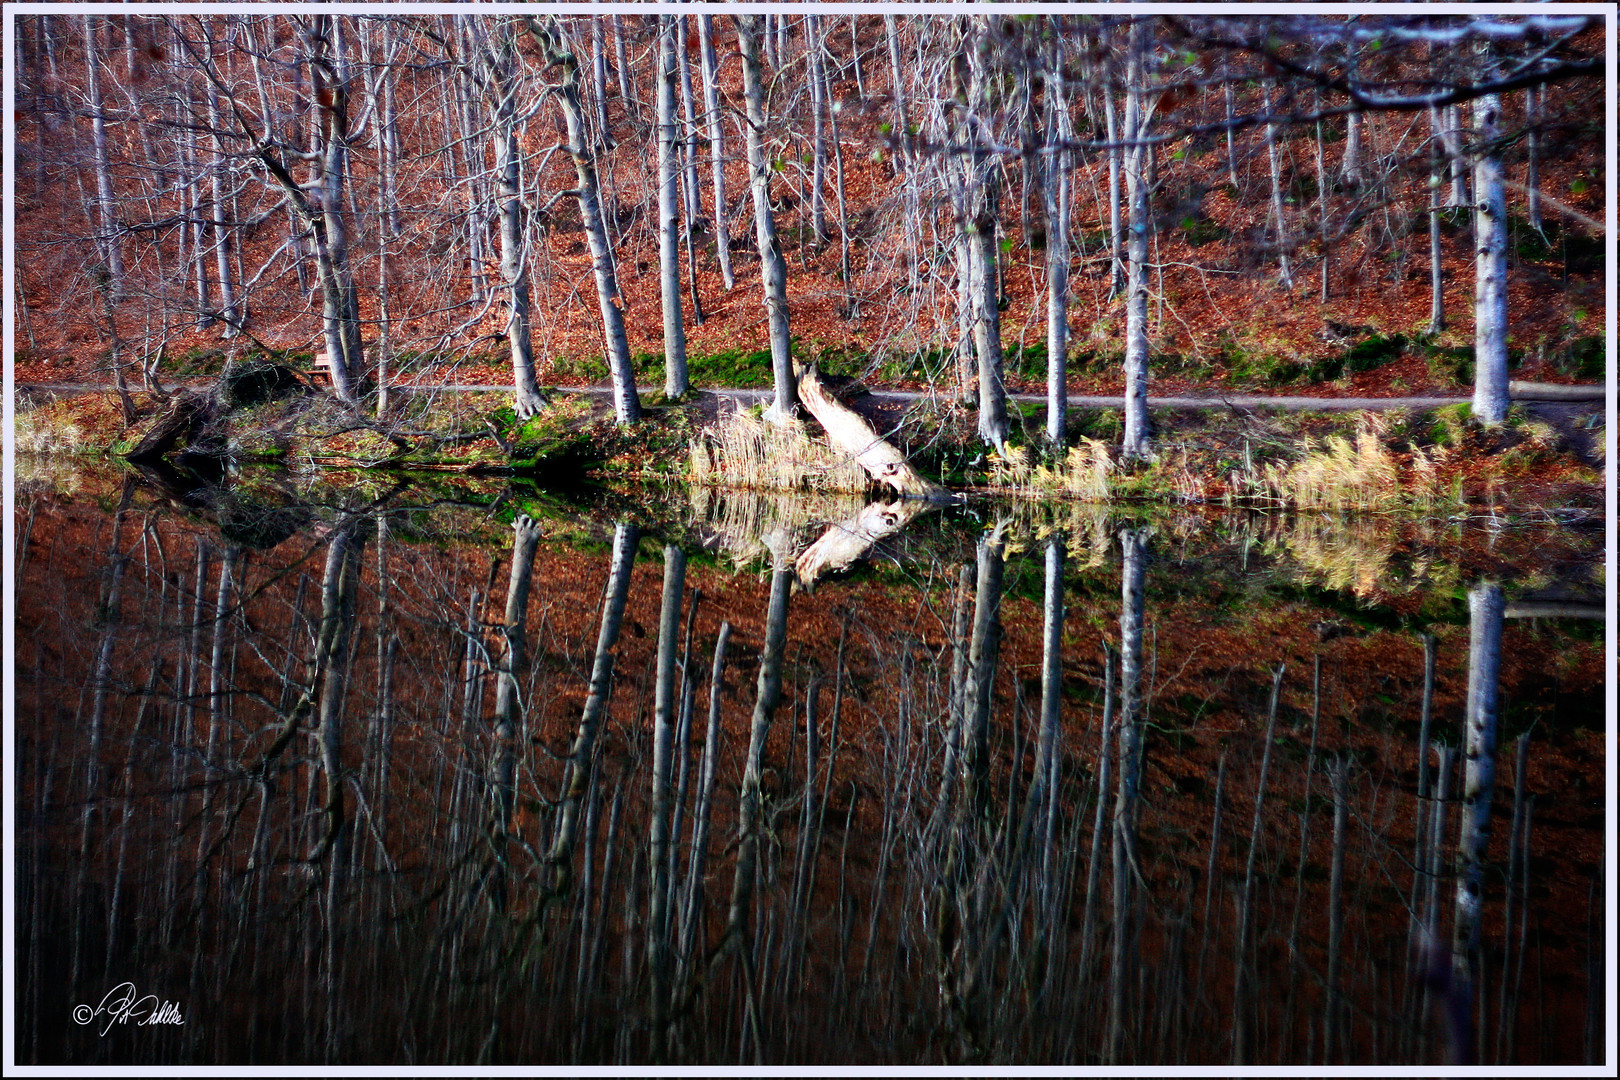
796;366;949;501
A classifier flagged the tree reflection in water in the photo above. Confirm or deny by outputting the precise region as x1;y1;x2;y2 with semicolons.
12;483;1605;1067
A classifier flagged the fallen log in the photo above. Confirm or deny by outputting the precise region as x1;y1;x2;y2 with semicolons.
796;365;950;500
1508;381;1605;402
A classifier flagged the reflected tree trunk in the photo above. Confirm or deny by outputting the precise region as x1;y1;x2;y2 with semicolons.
961;525;1007;822
546;522;640;893
1232;663;1285;1066
1108;526;1149;1064
487;515;541;913
649;544;685;1061
679;621;731;973
312;515;367;868
725;567;792;946
1450;581;1505;1063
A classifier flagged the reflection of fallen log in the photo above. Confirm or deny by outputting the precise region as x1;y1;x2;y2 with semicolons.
794;498;934;588
797;365;950;501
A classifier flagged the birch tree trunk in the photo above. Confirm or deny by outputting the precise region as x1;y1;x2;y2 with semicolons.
526;16;641;424
962;20;1008;451
479;21;549;419
656;15;690;399
1044;42;1073;448
301;15;364;403
736;15;798;422
1120;19;1153;464
1471;93;1510;425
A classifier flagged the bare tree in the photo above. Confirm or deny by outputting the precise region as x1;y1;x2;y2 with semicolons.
462;18;550;419
1470;92;1510;424
1120;18;1155;464
735;14;798;423
525;15;641;424
656;15;690;399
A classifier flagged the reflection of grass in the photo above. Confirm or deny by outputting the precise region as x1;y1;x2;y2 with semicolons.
1257;513;1463;600
690;408;869;493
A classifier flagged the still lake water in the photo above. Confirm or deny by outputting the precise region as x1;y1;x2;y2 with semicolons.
13;467;1607;1066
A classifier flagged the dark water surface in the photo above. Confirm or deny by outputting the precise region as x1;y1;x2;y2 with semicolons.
13;471;1607;1066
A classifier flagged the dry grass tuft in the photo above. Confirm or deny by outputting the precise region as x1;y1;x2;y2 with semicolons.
988;438;1115;502
1241;413;1461;513
690;407;871;493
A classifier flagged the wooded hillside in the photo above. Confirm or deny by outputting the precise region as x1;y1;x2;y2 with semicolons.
11;11;1606;452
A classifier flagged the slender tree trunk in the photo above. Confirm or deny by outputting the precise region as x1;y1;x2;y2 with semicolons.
1429;111;1447;335
961;19;1007;451
81;17;136;420
697;16;734;290
203;67;239;335
1264;80;1294;291
1316;118;1330;303
1444;104;1469;208
313;516;367;866
680;621;731;967
807;15;828;242
1233;663;1285;1066
736;15;797;422
612;15;633;118
675;16;705;327
590;16;611;143
1324;755;1350;1063
1105;88;1125;298
1044;47;1073;448
1472;94;1510;424
656;15;690;398
1523;86;1541;230
302;16;363;402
